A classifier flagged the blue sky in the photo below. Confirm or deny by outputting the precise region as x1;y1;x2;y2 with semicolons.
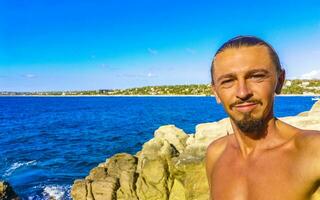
1;0;320;91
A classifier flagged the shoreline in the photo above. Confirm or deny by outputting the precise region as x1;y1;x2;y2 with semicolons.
0;94;319;97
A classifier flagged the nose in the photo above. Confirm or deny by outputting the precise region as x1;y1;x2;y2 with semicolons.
236;80;253;100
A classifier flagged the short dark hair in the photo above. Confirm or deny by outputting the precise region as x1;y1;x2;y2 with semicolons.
211;35;282;84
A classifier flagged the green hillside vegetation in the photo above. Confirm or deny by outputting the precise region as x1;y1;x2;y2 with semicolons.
281;79;320;94
109;84;212;95
1;80;320;96
109;80;320;95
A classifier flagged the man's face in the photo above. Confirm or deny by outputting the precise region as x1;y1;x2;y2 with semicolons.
212;45;284;133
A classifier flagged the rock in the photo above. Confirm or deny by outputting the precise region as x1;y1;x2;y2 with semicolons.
134;136;180;200
183;118;232;159
136;158;169;200
91;178;119;200
71;180;89;200
117;170;138;200
0;181;19;200
310;100;320;114
86;167;108;181
298;100;320;117
281;115;320;131
72;153;138;200
168;178;185;200
170;156;209;200
154;125;189;153
72;101;320;200
297;111;309;116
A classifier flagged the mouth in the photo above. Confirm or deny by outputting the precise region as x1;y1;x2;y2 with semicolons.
234;102;258;112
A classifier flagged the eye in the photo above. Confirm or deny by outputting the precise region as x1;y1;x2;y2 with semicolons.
221;79;233;84
251;73;266;80
220;79;235;87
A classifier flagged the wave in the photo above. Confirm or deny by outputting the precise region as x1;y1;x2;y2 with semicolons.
42;185;71;200
3;160;37;177
29;184;71;200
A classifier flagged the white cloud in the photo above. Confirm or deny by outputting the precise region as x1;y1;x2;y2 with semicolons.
117;72;157;78
147;72;156;77
186;48;196;54
117;73;141;78
23;74;37;79
300;70;320;79
99;63;119;70
289;76;297;79
100;63;109;68
147;48;158;55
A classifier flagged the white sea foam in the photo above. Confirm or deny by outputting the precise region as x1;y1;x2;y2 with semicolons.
42;185;71;200
3;160;37;177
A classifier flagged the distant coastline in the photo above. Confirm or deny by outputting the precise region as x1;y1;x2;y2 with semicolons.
1;94;319;97
1;80;320;96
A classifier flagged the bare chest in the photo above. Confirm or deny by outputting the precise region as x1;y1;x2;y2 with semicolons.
211;148;313;200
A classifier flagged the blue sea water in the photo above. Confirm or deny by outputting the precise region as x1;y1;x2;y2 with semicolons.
0;96;316;199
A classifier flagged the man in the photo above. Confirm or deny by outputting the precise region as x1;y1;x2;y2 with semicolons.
206;36;320;200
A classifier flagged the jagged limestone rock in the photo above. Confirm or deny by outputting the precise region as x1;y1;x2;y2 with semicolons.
91;178;119;200
184;118;231;159
0;181;19;200
154;125;189;153
105;153;138;178
116;170;138;200
170;154;209;200
310;100;320;115
72;153;138;200
135;136;180;200
168;179;186;200
86;167;108;181
71;179;88;200
298;100;320;117
136;158;169;200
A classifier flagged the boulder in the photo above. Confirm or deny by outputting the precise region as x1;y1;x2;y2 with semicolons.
154;125;189;153
298;100;320;117
310;100;320;114
71;153;138;200
0;181;19;200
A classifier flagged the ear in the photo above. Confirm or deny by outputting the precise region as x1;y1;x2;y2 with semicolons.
211;84;221;104
275;69;285;94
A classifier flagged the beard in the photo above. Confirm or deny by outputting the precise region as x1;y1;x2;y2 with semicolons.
231;112;266;133
228;99;266;134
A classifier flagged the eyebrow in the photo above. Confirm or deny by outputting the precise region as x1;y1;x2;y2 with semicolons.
216;69;270;83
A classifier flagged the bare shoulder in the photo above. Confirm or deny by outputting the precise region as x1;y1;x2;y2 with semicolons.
206;135;229;161
205;135;230;191
295;129;320;173
278;119;320;146
295;129;320;151
205;135;231;173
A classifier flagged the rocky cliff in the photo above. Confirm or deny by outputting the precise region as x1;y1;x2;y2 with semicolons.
71;100;320;200
0;181;19;200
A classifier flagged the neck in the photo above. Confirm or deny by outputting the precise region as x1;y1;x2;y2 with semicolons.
231;116;281;158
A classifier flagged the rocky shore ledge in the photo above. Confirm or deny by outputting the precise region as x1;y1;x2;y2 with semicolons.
0;181;19;200
71;100;320;200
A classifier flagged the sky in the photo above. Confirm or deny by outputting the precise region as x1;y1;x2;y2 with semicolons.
1;0;320;92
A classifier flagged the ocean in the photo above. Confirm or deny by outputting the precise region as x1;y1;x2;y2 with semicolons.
0;96;315;199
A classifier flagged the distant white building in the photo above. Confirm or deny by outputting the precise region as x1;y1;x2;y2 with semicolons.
303;91;315;95
301;81;309;87
285;80;292;87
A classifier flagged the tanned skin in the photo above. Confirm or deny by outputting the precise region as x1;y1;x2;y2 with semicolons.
206;45;320;200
